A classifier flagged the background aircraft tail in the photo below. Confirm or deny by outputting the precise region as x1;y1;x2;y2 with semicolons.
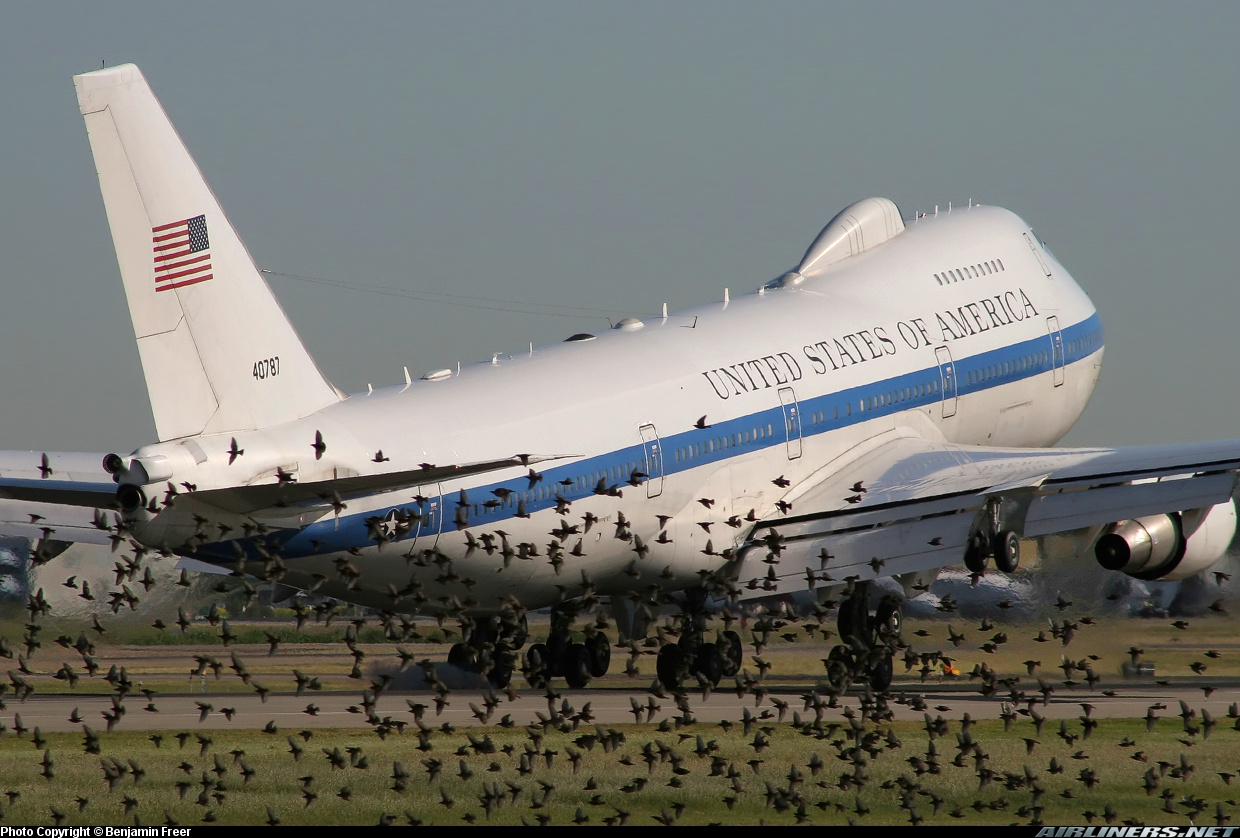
74;64;341;442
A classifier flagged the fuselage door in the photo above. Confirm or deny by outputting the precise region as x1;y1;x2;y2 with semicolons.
638;424;664;498
778;386;803;460
1047;316;1065;387
1024;231;1053;277
410;483;443;547
935;346;958;418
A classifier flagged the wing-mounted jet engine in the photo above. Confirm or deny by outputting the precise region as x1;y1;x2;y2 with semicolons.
1094;501;1236;582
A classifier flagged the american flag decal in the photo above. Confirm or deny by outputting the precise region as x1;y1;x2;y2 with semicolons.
152;214;213;291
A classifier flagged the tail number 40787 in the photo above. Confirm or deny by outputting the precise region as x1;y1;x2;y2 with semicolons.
253;356;280;380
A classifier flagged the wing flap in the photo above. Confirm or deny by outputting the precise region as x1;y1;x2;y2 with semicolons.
188;453;571;516
736;511;975;597
1025;472;1237;536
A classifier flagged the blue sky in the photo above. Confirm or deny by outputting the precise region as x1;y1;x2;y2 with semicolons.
1;2;1237;452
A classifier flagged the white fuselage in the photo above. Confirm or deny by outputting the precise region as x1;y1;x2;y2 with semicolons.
133;204;1104;614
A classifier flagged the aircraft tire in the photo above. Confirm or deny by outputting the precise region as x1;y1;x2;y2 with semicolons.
964;531;989;573
993;530;1020;573
512;614;529;649
837;599;857;644
656;643;687;691
564;643;593;689
875;598;902;640
869;650;894;691
487;656;514;689
585;633;611;678
825;646;852;692
838;596;872;644
694;643;724;687
523;643;550;689
447;643;471;669
718;630;743;677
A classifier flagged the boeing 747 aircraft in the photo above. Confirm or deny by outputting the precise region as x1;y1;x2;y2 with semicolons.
1;64;1237;692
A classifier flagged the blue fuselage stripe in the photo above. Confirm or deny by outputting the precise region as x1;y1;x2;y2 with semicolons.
276;313;1103;555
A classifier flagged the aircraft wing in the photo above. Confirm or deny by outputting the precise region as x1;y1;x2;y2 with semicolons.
733;428;1240;597
185;453;569;515
0;450;572;538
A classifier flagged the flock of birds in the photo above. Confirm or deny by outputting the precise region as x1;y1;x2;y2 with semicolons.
0;568;1235;824
7;441;1240;825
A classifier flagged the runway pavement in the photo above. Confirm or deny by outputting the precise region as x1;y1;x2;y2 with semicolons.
9;676;1235;734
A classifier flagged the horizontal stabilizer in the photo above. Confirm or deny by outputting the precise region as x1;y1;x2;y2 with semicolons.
0;451;118;512
0;477;118;510
0;499;117;547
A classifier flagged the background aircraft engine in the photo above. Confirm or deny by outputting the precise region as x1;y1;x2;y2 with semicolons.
1094;501;1236;582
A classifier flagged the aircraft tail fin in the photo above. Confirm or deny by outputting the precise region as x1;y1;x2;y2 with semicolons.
74;64;342;442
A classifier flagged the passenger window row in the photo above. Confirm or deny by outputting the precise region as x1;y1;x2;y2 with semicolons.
674;424;775;464
859;377;941;413
934;258;1005;286
966;351;1050;385
1066;328;1103;357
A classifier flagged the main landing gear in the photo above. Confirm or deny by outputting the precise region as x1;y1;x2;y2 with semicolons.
447;611;528;688
823;581;902;692
522;605;613;689
655;589;743;692
964;501;1021;574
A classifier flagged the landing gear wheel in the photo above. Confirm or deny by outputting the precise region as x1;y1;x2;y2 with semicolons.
564;643;593;689
825;646;853;692
585;633;611;678
837;598;858;644
717;630;742;677
964;531;990;574
511;614;529;650
487;654;514;689
993;530;1020;573
693;644;724;687
523;643;550;689
875;599;902;641
656;644;688;691
447;642;472;669
869;649;894;691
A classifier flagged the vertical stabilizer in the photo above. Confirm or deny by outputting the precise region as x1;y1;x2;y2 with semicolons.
74;64;341;441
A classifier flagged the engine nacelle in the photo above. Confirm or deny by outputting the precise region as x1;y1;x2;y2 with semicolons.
1095;501;1237;582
